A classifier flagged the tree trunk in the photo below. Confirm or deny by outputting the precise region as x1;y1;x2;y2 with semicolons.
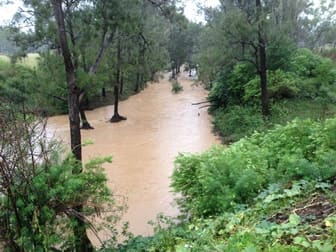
67;7;93;131
259;39;269;117
140;74;144;90
76;24;115;130
79;94;94;129
135;72;140;92
50;1;93;251
78;98;93;130
80;107;94;129
111;35;126;123
256;0;269;117
120;72;124;95
102;87;106;97
171;64;176;79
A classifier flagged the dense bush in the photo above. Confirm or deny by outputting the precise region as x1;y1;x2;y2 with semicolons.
118;179;336;252
208;63;255;110
0;106;124;251
0;63;37;105
213;105;265;142
289;48;336;99
209;48;336;112
320;48;336;63
244;69;300;102
171;118;336;217
171;79;183;93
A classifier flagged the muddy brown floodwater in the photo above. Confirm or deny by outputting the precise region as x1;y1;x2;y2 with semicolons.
47;71;220;242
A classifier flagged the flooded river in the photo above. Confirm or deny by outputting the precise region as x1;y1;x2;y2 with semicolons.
47;72;220;240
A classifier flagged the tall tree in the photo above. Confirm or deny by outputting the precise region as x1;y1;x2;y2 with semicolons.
110;32;127;122
197;0;314;116
50;0;92;250
256;0;269;116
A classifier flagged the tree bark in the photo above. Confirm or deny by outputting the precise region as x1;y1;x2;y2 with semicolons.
256;0;269;117
78;29;114;130
79;100;94;129
135;46;143;92
135;72;140;92
111;35;126;123
171;63;176;79
120;72;124;95
102;87;106;97
50;1;93;251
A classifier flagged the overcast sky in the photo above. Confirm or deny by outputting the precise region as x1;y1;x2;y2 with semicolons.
183;0;220;23
0;0;220;25
0;0;329;25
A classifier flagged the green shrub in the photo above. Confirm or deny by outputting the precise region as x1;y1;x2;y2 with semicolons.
213;105;265;142
117;179;336;251
320;48;336;63
0;107;124;250
171;79;183;93
210;49;336;111
208;63;256;110
172;118;336;217
289;48;336;100
244;70;300;102
266;35;296;71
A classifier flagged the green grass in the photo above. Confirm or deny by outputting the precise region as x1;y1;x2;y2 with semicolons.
0;53;40;68
18;53;40;68
270;99;336;124
0;54;10;63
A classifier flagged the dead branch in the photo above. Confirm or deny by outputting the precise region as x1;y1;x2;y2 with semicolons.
192;101;210;105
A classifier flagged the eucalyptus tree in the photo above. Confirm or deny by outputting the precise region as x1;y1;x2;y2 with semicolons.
8;0;124;128
167;13;190;78
106;0;169;121
6;0;123;249
50;1;95;250
198;0;314;116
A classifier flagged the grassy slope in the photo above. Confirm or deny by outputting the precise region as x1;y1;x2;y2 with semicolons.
115;100;336;251
117;181;336;252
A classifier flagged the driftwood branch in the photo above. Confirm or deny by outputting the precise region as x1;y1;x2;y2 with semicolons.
199;105;211;109
192;101;210;105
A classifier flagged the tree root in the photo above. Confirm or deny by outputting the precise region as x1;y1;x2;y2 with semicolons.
81;122;94;130
110;114;127;123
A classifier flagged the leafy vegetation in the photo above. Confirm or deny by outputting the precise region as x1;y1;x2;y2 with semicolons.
171;79;183;93
0;104;125;251
1;0;336;250
118;118;336;251
118;179;336;252
208;47;336;143
172;118;336;216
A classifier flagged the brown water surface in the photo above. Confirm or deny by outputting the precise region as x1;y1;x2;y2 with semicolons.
47;72;220;240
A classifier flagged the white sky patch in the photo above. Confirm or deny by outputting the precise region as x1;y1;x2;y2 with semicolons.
0;0;221;25
0;1;21;25
183;0;220;23
0;0;326;26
